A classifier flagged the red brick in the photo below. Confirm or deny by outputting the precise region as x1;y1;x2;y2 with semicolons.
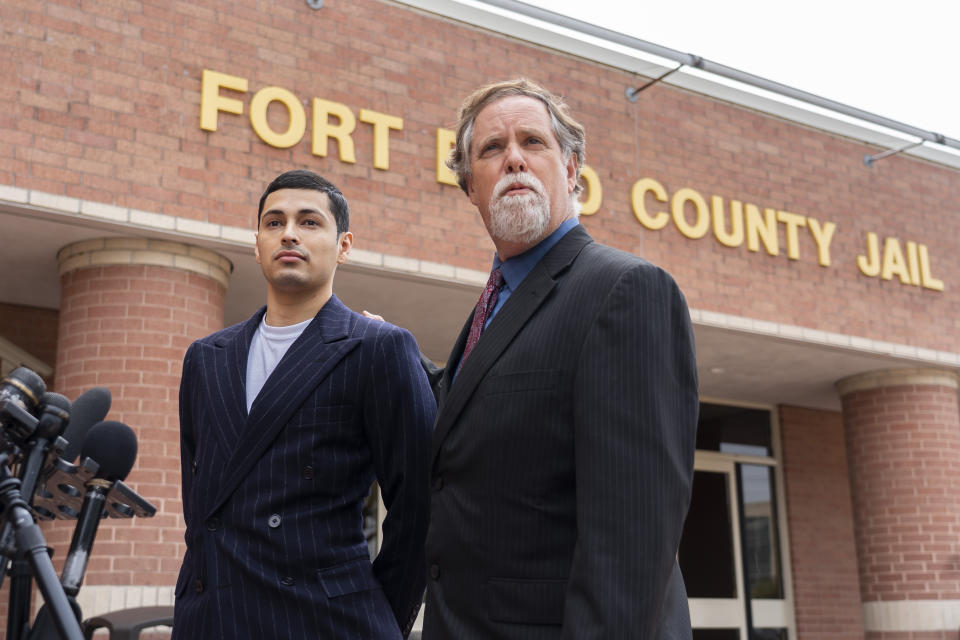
840;383;960;603
780;405;865;640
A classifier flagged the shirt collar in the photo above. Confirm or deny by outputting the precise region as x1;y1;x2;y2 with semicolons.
493;217;579;291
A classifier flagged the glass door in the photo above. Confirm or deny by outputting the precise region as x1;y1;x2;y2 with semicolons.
680;455;747;640
680;450;792;639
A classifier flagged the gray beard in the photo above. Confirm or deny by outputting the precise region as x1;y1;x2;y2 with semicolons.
488;192;550;246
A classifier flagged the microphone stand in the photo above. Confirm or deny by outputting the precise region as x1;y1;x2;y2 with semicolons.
0;453;83;640
1;438;54;639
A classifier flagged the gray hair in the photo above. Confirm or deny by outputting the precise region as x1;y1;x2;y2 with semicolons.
446;78;586;201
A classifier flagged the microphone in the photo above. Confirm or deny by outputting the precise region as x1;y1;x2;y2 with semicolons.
34;393;71;441
60;421;137;597
59;387;111;462
0;366;47;444
0;392;71;562
19;392;71;500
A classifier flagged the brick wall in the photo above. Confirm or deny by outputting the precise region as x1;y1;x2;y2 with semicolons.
779;405;864;640
840;384;960;604
2;0;958;352
47;263;224;591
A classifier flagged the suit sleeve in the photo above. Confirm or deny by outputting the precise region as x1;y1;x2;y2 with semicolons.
179;342;197;524
562;264;698;639
362;326;437;637
419;351;445;401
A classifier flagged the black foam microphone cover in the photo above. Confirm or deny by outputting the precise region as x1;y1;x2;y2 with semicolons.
1;366;46;409
61;387;111;462
81;420;137;481
60;420;137;600
35;392;71;441
0;366;47;440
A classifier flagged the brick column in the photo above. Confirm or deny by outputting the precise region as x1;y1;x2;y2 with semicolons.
779;405;864;640
837;368;960;640
50;237;230;619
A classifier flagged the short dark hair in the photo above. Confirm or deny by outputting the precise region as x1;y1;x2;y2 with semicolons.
257;169;350;233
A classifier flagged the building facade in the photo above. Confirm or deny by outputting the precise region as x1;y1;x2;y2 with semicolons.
1;0;959;638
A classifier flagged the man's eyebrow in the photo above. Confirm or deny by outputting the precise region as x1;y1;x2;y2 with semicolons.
473;132;504;155
516;125;552;141
262;207;329;217
475;126;551;150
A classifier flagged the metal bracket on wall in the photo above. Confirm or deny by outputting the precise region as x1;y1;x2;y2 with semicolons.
625;61;691;102
863;139;927;167
305;0;323;8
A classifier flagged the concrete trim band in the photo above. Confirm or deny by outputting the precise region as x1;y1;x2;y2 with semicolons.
73;584;174;620
862;600;960;632
57;238;233;289
836;367;960;395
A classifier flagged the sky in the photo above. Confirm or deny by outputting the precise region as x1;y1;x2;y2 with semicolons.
518;0;959;144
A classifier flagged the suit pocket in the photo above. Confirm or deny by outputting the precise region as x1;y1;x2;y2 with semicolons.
485;577;566;625
483;370;560;396
317;556;380;598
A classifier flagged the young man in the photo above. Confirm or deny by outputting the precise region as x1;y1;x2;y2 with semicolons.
174;170;434;640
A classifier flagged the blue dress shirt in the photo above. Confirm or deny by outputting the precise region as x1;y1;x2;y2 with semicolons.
486;217;580;327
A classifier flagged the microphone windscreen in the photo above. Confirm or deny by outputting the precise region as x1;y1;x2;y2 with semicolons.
61;387;111;461
36;392;71;439
41;392;71;411
81;420;138;481
1;366;47;411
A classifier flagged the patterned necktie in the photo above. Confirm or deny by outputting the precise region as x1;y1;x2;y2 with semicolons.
459;267;504;370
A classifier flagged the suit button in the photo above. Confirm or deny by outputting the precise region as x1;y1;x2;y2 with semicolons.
268;514;281;528
193;579;204;593
429;564;440;580
281;576;295;586
302;465;314;480
205;517;220;531
432;476;443;491
192;459;198;474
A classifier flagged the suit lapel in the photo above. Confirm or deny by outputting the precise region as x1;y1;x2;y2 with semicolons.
207;308;263;451
208;295;361;517
431;225;593;466
435;317;470;407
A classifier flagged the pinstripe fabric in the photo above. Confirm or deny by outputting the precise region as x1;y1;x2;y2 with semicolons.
174;295;435;640
424;226;698;640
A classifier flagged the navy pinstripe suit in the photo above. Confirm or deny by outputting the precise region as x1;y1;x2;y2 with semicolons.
424;225;698;639
174;296;435;639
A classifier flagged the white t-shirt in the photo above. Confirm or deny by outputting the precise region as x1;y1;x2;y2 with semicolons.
245;315;312;412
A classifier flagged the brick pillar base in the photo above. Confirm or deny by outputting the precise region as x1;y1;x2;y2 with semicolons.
837;368;960;640
45;238;230;623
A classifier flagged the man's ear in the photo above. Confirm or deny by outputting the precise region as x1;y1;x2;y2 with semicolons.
467;174;479;207
565;152;578;195
337;231;354;264
254;233;261;265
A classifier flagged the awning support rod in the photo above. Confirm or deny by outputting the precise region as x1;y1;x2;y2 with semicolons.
864;140;925;167
478;0;960;153
625;62;689;102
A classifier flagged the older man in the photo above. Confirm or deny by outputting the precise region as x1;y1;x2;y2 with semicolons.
423;79;698;639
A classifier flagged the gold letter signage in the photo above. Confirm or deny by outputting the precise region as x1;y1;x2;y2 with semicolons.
199;69;942;292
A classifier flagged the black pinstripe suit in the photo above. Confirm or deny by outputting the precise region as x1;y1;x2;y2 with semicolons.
423;225;698;639
174;296;435;639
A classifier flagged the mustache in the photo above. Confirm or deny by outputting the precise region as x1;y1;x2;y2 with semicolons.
493;173;544;199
